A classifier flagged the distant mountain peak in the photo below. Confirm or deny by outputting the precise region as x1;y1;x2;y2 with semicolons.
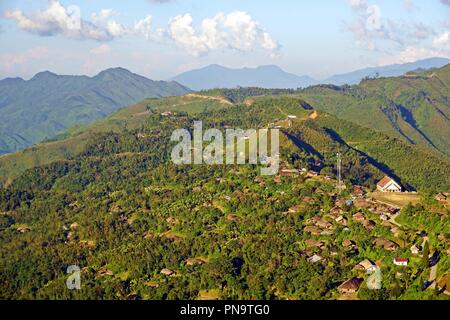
0;77;25;85
95;67;135;78
172;64;315;90
31;71;58;80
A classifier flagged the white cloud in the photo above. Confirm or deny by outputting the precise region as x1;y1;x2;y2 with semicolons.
397;47;440;62
348;0;368;10
90;44;111;55
433;32;450;48
0;47;49;72
166;11;280;56
365;5;382;31
4;1;126;41
345;0;443;53
134;15;154;40
91;9;126;37
4;3;279;58
379;47;441;65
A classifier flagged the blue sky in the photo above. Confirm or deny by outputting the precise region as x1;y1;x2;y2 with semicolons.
0;0;449;80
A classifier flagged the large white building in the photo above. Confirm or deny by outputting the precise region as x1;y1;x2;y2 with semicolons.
377;176;402;193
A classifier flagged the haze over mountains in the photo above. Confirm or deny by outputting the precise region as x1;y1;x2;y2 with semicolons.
171;64;315;91
172;57;450;90
0;68;190;155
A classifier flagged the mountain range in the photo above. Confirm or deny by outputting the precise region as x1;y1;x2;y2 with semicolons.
1;57;449;156
171;64;315;90
0;68;190;155
172;57;450;90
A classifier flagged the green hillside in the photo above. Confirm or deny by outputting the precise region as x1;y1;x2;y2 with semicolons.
0;68;190;155
297;64;450;156
0;95;232;185
0;94;448;300
1;93;448;192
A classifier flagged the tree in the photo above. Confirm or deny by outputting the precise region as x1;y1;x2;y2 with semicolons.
391;279;402;298
422;241;430;268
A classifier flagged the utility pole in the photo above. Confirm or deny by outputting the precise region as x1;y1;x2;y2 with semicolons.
337;152;342;195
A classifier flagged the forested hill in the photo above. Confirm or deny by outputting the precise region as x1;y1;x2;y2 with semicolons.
298;64;450;156
0;68;190;155
0;93;448;193
202;64;450;156
0;91;449;300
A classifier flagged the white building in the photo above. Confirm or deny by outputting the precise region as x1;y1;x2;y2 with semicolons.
393;258;409;266
377;176;402;192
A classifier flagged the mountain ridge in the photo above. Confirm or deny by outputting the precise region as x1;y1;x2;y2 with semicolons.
0;68;190;155
172;57;450;90
171;64;315;90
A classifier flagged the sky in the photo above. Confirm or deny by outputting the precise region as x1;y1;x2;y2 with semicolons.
0;0;449;80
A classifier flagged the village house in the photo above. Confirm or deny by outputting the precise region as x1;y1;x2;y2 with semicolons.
352;185;364;197
307;254;323;263
373;237;399;251
96;267;114;278
342;239;358;252
289;205;303;214
280;168;300;177
377;176;402;193
410;245;421;255
321;229;334;236
186;258;208;266
303;226;323;236
355;259;377;272
69;222;80;229
335;216;348;226
305;239;326;249
390;226;401;237
160;111;175;117
338;277;363;294
144;281;160;288
160;268;175;276
329;206;344;218
393;258;409;266
362;219;376;231
313;216;334;230
302;197;316;204
16;226;30;233
435;193;447;202
313;188;325;195
352;212;366;222
387;207;399;215
306;170;319;177
254;176;265;186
